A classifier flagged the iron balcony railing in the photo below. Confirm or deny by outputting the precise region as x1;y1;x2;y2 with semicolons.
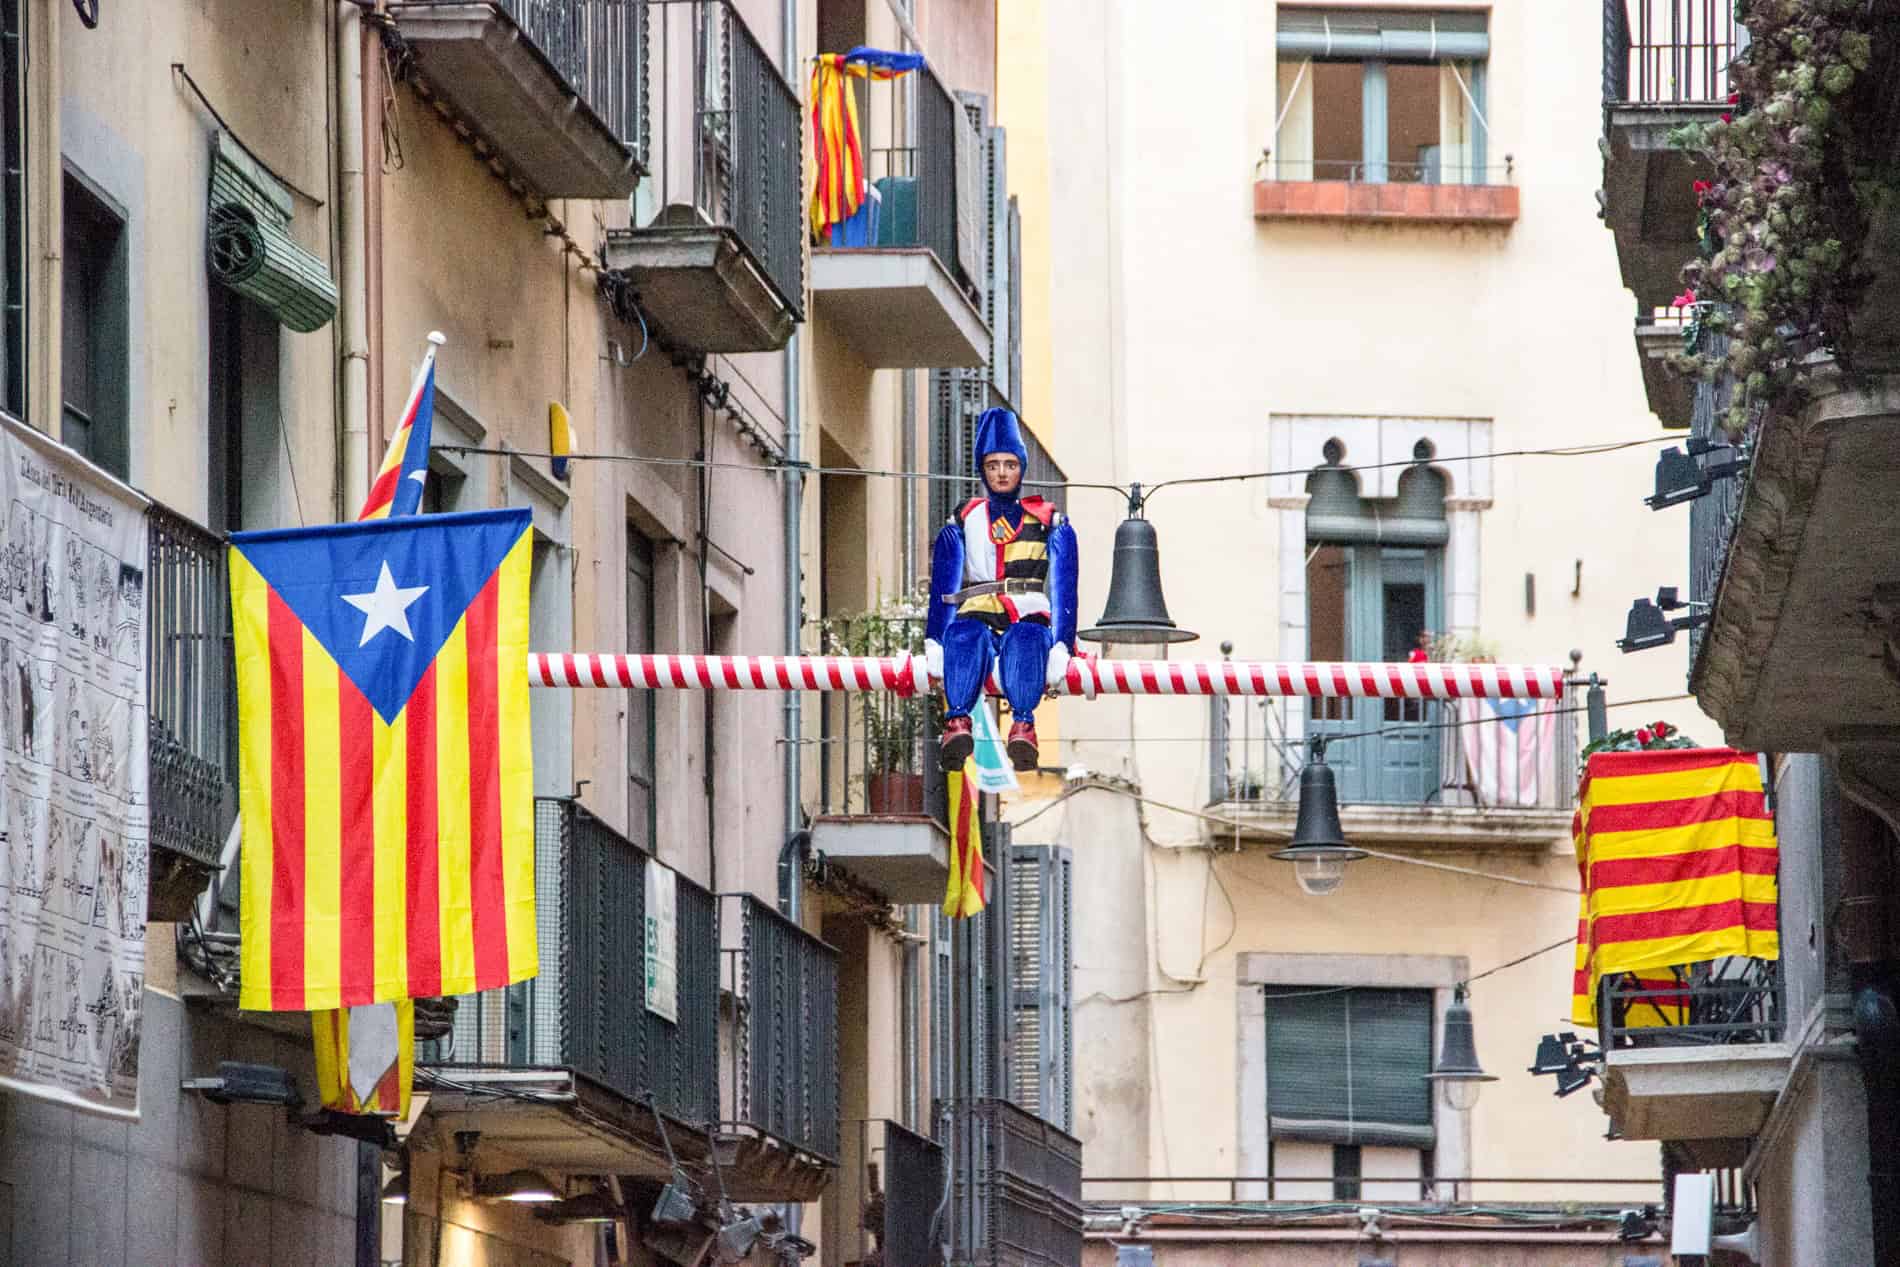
815;615;949;825
649;0;804;315
1602;957;1783;1052
1263;158;1514;187
721;893;840;1162
147;501;235;875
1604;0;1740;106
1688;324;1743;669
422;798;719;1129
856;62;979;289
945;1097;1084;1267
1210;691;1579;813
1081;1174;1667;1206
485;0;649;163
852;1119;947;1267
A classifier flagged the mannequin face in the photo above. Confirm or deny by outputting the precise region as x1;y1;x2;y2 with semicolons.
982;454;1022;497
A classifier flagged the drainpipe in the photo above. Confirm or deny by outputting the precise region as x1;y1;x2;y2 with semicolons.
337;1;371;515
363;4;387;473
1854;971;1900;1267
779;0;803;922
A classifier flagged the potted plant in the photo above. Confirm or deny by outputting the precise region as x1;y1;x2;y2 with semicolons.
821;592;931;815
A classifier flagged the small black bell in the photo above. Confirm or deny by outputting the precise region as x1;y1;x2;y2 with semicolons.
1424;986;1497;1109
1271;744;1365;896
1080;510;1198;654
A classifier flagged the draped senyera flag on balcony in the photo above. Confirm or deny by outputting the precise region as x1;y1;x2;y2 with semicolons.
809;47;925;243
1570;749;1778;1026
229;506;536;1012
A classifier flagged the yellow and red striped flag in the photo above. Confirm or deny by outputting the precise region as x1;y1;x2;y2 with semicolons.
942;766;987;918
809;49;923;242
231;507;537;1012
1570;748;1777;1025
312;1000;415;1117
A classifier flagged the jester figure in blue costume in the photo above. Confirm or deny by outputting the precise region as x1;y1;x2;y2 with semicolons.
925;408;1079;772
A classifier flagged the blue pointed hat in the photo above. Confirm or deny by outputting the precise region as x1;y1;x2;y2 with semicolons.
973;407;1027;478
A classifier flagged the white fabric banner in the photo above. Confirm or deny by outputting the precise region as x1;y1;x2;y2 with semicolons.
0;414;150;1117
644;859;678;1024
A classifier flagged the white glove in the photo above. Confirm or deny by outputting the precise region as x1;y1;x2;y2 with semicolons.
1045;641;1071;691
924;639;944;686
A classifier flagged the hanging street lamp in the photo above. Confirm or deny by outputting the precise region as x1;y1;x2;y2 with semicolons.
1424;985;1499;1110
1270;738;1367;896
1079;485;1199;659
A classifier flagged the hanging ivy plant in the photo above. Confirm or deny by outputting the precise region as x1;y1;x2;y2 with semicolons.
1665;0;1889;439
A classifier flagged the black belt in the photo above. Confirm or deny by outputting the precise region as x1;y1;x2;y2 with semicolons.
945;579;1045;603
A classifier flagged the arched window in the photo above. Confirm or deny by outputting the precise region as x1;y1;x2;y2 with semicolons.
1304;458;1447;803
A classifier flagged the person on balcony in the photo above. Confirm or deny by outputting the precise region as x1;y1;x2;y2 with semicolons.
925;408;1079;772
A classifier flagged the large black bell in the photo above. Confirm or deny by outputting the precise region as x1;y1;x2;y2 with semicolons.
1079;514;1198;654
1270;746;1365;896
1424;986;1498;1109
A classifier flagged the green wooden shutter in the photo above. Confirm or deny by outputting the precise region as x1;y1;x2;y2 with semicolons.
1265;986;1436;1149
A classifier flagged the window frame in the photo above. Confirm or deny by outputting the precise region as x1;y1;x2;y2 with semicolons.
1272;8;1490;186
59;168;129;478
1236;953;1471;1202
627;524;658;853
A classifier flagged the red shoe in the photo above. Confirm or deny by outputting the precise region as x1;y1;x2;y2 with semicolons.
940;715;975;767
1006;720;1039;772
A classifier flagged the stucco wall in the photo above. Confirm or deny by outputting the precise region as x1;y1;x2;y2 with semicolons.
1000;0;1696;1204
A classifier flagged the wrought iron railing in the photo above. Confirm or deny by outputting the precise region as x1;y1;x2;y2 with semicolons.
851;1118;946;1267
815;615;948;824
1210;691;1579;813
490;0;649;163
147;501;234;873
1081;1174;1668;1206
944;1097;1084;1267
1263;159;1515;187
1688;327;1743;669
422;798;719;1128
1604;0;1740;106
1603;957;1783;1051
720;893;841;1161
648;0;803;314
911;63;967;292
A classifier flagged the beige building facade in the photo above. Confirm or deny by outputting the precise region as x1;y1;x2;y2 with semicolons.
0;0;1076;1264
998;1;1711;1260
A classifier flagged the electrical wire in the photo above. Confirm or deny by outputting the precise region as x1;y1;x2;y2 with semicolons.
434;432;1682;497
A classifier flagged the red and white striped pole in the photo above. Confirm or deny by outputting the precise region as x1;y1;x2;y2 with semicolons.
526;653;1568;701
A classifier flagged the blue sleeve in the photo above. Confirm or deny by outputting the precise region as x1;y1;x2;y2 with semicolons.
927;520;964;643
1046;518;1079;648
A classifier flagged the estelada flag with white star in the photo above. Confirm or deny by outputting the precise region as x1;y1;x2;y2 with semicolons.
229;507;536;1011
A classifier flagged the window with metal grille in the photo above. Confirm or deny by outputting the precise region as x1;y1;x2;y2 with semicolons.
0;0;23;419
1271;8;1490;186
1264;985;1435;1149
1009;843;1073;1130
61;172;129;479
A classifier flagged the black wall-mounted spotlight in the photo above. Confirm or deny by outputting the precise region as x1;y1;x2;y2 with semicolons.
1646;437;1745;511
1617;587;1709;653
181;1062;303;1109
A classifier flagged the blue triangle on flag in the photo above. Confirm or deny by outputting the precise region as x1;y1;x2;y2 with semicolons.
231;507;531;722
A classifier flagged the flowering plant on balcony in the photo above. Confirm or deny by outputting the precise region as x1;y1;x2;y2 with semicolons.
819;591;932;778
1665;0;1885;438
1578;719;1699;774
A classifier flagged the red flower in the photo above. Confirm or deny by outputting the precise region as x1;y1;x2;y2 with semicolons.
1720;113;1732;123
1693;179;1714;206
1728;91;1741;105
1671;288;1698;308
1654;721;1672;737
1636;727;1654;745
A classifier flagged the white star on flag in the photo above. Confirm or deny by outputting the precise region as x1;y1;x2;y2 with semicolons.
342;561;429;647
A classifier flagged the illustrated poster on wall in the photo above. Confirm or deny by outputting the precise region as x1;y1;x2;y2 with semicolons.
0;413;149;1117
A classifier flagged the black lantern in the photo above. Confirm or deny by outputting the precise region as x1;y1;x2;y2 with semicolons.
1271;740;1366;896
1079;487;1198;659
1424;985;1498;1110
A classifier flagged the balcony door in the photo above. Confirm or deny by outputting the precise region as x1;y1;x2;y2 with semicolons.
1305;463;1447;804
